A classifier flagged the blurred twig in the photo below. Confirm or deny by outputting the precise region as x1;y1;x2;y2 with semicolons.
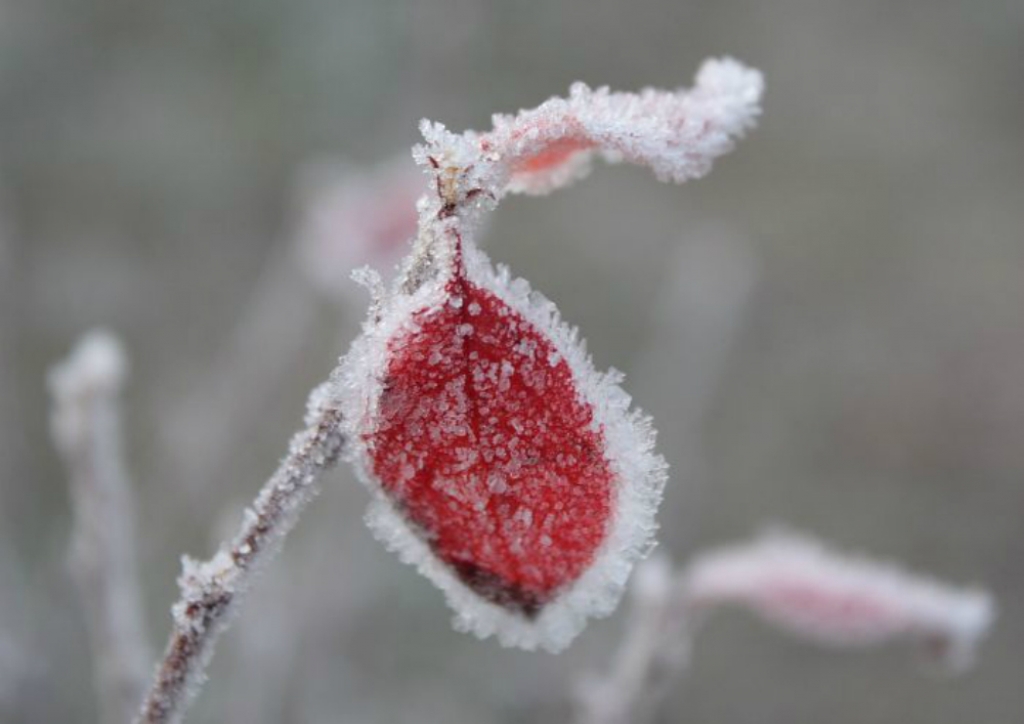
572;555;691;724
574;230;759;724
574;531;995;724
628;228;759;545
160;245;322;502
161;158;419;505
631;228;758;430
48;330;151;724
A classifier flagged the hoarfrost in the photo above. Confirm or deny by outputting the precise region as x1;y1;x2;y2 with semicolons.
334;57;763;652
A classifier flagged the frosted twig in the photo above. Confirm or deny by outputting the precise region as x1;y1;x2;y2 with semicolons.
48;330;152;724
575;234;759;724
136;383;346;724
575;530;994;724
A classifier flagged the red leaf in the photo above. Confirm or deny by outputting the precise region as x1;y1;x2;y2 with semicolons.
367;272;615;617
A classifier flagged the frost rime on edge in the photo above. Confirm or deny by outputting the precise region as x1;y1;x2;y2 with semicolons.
334;58;764;652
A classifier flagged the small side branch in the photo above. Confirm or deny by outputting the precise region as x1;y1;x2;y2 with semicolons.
48;330;151;724
135;386;346;724
572;555;691;724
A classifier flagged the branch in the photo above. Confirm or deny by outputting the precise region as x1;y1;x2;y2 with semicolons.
138;154;413;720
135;383;346;724
48;330;151;724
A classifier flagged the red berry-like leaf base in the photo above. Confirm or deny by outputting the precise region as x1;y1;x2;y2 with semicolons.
366;275;615;618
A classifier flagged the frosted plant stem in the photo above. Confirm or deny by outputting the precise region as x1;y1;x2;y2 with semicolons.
574;237;757;724
573;555;692;724
135;390;345;724
629;230;758;546
48;331;152;724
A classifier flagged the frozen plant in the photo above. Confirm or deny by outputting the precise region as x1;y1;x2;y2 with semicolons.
337;57;763;652
46;53;996;724
118;57;763;722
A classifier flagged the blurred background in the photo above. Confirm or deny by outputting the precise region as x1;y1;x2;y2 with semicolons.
1;0;1022;721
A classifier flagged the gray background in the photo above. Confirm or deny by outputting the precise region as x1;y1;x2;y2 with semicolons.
0;0;1021;721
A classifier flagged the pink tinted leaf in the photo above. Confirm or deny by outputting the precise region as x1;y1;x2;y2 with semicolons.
293;158;424;300
683;530;995;671
483;57;763;195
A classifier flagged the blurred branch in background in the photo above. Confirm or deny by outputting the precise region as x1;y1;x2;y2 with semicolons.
682;530;995;672
158;244;321;503
0;196;19;511
159;157;421;504
571;228;757;724
631;227;759;431
48;331;152;724
0;541;39;721
575;530;995;724
628;227;759;545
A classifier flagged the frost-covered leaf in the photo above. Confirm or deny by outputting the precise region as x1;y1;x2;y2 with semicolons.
489;58;763;195
293;158;423;300
684;530;995;671
334;58;763;652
